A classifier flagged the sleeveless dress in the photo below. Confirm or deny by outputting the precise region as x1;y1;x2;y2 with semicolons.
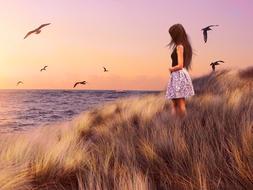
165;47;195;99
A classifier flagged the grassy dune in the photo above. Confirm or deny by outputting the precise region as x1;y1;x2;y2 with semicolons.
0;68;252;190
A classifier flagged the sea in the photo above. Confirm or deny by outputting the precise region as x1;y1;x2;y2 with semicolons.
0;90;159;133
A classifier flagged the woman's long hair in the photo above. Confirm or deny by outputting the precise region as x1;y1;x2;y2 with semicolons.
168;24;193;70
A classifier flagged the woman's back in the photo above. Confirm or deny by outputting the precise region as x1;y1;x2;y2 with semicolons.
171;46;186;67
171;48;178;67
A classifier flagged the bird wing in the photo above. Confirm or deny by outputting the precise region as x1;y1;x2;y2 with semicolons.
201;25;218;31
73;82;79;88
210;63;214;66
203;30;208;43
216;60;224;63
103;67;106;71
37;23;51;30
24;30;36;39
208;25;219;28
45;66;48;68
214;62;220;65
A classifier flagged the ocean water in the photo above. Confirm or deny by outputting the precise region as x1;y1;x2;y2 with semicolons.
0;90;159;133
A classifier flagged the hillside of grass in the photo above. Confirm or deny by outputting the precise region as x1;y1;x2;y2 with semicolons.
0;67;252;190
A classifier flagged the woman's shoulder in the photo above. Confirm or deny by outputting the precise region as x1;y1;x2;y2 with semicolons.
176;44;184;52
176;44;184;49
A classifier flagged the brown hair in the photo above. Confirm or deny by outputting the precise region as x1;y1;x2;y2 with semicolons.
168;24;193;70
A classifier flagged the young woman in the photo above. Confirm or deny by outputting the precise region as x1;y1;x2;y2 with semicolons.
165;24;195;116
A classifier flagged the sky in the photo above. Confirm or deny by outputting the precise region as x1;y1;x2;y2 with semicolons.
0;0;252;90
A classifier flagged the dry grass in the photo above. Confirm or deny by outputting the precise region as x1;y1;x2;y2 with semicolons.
0;67;252;190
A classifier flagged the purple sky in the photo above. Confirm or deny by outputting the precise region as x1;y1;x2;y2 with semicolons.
0;0;252;89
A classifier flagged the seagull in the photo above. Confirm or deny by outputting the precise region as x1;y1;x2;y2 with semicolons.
103;67;109;72
210;60;224;71
16;81;23;86
40;66;48;72
201;25;219;43
73;81;87;88
24;23;51;39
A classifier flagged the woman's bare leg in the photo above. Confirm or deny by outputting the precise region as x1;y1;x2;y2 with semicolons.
177;98;186;117
171;99;177;116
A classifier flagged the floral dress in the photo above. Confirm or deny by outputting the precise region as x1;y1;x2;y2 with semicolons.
166;68;195;99
165;47;195;99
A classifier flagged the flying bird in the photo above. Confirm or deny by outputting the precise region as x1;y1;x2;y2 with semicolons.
73;81;87;88
210;60;224;71
103;67;109;72
24;23;51;39
16;81;23;86
201;25;219;43
40;65;48;72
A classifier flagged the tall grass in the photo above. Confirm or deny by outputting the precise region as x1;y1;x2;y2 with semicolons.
0;68;252;190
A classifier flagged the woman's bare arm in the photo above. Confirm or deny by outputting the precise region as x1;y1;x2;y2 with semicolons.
169;45;184;72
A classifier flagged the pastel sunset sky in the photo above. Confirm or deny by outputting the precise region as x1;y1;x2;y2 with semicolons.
0;0;252;90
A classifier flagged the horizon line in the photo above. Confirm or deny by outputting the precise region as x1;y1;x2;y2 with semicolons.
0;88;161;92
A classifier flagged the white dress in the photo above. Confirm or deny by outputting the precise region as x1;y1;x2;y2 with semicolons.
166;68;195;99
